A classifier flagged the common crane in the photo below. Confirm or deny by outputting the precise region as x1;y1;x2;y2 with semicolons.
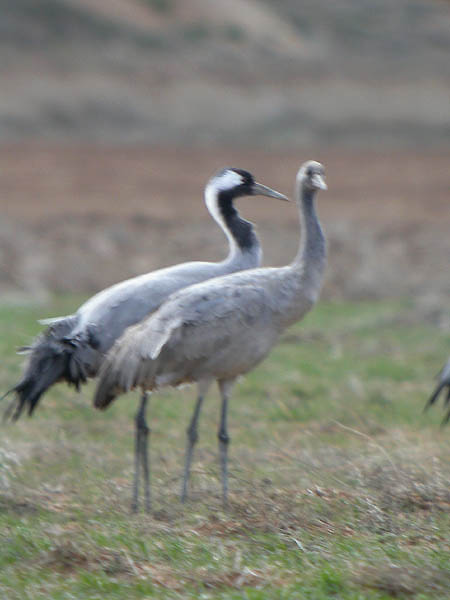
94;160;327;508
424;358;450;424
5;168;288;512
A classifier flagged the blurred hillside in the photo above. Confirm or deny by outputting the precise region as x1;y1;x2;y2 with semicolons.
1;0;449;146
0;1;449;302
0;145;449;305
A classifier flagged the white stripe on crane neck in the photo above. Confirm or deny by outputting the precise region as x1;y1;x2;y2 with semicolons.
205;172;244;256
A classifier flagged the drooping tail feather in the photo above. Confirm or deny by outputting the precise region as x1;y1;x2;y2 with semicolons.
93;355;124;410
94;316;166;411
93;332;143;410
5;351;68;421
93;382;120;411
94;352;129;410
4;316;98;420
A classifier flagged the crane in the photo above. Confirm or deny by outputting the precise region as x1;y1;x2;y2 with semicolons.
94;160;327;508
5;167;288;511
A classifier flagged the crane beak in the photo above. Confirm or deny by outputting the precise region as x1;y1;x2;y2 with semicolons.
251;182;290;201
311;174;327;190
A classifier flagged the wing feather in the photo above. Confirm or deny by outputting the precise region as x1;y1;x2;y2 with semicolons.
142;282;270;362
95;272;279;407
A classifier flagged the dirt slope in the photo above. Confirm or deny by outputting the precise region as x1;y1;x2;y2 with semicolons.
0;0;449;146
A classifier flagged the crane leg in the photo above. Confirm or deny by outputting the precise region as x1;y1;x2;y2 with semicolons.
424;382;445;412
131;413;141;512
217;379;235;508
442;388;450;426
181;380;211;503
131;392;151;513
445;387;450;407
181;395;204;503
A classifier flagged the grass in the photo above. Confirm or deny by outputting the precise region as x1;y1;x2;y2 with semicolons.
0;296;449;599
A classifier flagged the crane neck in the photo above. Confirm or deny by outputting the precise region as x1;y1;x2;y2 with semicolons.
205;186;261;265
291;179;326;292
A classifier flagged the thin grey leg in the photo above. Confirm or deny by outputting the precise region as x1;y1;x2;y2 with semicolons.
140;393;151;513
217;379;235;508
442;388;450;426
131;412;141;513
181;380;211;503
181;395;204;503
424;382;445;412
445;387;450;408
131;392;150;513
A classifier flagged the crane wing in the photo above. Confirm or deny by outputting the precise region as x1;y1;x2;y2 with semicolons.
138;281;271;362
95;271;279;408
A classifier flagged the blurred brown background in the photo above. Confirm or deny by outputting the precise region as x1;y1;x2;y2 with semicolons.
0;0;449;305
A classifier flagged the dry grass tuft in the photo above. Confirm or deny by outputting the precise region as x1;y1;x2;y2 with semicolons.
364;462;450;511
0;495;40;516
42;540;132;575
199;568;269;590
355;564;450;598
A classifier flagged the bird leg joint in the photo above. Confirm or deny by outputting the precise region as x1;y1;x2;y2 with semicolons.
187;424;199;445
218;430;230;445
136;411;150;435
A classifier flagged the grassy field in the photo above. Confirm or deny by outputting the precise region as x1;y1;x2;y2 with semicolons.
0;296;449;599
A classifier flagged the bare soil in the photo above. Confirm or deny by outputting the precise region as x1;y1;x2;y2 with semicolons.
0;144;449;303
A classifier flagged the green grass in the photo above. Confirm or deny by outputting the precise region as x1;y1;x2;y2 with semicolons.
0;297;449;599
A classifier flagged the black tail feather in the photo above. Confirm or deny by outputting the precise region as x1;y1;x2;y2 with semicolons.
424;378;450;427
423;382;445;413
445;388;450;407
441;388;450;426
3;316;98;421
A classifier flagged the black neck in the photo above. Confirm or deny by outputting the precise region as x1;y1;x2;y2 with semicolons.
218;190;257;251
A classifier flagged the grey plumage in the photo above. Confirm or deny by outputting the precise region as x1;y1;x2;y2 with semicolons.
94;160;328;506
4;167;287;511
5;168;286;419
424;358;450;424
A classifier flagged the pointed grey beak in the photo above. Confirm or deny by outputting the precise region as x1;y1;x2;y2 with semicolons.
251;182;290;201
311;174;327;191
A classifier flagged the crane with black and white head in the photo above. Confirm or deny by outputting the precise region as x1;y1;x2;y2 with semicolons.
5;167;288;512
94;160;327;509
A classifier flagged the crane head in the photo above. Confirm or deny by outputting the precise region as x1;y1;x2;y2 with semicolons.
297;161;327;192
208;168;289;201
